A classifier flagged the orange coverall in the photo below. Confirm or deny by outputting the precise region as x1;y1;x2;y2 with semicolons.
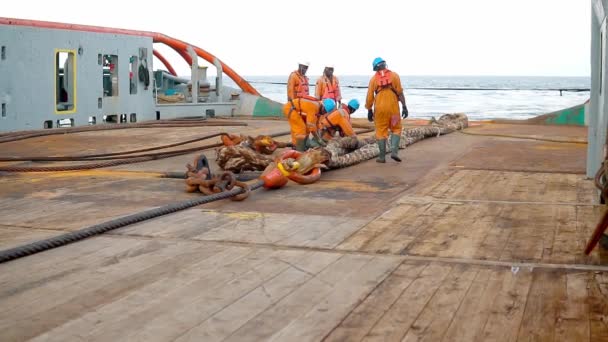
282;98;322;144
315;75;342;103
318;107;355;141
365;70;403;139
287;71;309;101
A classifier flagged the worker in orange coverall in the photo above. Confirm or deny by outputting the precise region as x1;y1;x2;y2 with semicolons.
315;64;342;105
287;61;310;101
318;99;359;141
282;98;336;151
365;57;409;163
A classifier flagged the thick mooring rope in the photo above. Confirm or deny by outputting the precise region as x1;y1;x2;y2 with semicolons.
325;113;469;169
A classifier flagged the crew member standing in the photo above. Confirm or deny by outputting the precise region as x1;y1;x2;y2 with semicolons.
287;62;310;101
365;57;409;163
315;64;342;105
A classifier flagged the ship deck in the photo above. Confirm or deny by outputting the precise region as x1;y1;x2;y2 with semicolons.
1;118;607;341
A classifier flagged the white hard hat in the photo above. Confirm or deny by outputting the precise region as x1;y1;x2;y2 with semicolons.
325;64;334;69
298;61;310;67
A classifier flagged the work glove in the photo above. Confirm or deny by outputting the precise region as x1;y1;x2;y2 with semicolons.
402;105;409;119
367;109;374;122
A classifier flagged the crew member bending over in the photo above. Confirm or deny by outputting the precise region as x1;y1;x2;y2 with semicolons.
282;97;336;151
318;99;359;141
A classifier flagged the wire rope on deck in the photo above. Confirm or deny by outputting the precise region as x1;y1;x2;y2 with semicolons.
0;180;264;264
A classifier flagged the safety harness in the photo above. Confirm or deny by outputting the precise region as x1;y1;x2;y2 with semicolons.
374;69;399;97
320;76;339;100
293;72;310;98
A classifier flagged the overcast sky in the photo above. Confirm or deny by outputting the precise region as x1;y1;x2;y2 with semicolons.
3;0;590;77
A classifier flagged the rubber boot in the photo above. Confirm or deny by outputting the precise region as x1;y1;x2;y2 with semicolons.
376;139;386;163
390;134;402;162
307;137;321;148
295;138;307;152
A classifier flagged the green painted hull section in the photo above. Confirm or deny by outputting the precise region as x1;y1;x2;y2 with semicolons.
252;97;283;117
542;102;586;126
517;100;589;126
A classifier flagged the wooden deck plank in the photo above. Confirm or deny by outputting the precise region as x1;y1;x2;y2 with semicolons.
516;269;567;341
91;247;289;342
268;256;401;342
479;267;533;342
555;272;591;341
359;203;438;254
324;260;428;342
472;204;513;260
401;265;479;342
545;205;579;264
407;204;488;259
577;205;608;264
337;197;604;266
0;225;64;249
0;236;150;300
2;239;228;341
589;272;608;341
362;263;453;341
336;211;401;251
410;170;594;204
223;254;374;342
441;267;499;341
116;209;368;249
30;245;260;342
173;267;311;342
120;249;304;342
0;124;605;341
498;205;547;263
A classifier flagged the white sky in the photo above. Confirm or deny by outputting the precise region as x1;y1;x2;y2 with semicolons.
3;0;590;77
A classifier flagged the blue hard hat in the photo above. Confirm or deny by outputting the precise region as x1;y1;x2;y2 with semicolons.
372;57;385;70
347;99;360;111
322;98;336;113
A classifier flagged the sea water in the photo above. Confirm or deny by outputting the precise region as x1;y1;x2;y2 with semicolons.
226;75;590;121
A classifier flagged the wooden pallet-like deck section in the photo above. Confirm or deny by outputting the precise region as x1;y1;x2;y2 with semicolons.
1;120;607;341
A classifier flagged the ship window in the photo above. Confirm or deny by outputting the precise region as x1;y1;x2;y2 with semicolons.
44;120;53;129
103;114;118;123
56;118;74;128
103;54;119;97
130;56;138;95
55;50;76;112
1;103;6;117
1;46;5;60
98;54;102;65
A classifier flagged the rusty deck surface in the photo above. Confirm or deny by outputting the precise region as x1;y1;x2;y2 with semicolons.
1;118;607;341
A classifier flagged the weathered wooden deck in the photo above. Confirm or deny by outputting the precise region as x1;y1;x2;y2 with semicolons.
1;119;607;341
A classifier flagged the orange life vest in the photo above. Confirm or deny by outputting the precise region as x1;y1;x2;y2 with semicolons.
294;73;309;98
374;69;394;94
321;77;339;100
321;108;348;129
